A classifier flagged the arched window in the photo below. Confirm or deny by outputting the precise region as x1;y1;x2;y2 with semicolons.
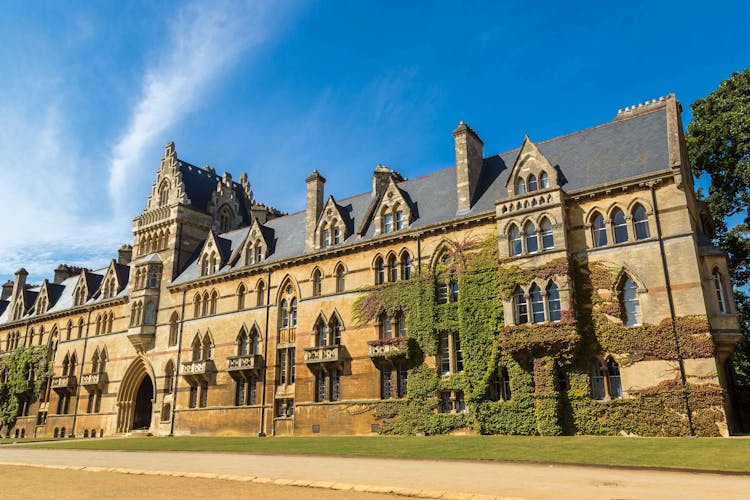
106;312;114;334
590;360;605;400
516;178;526;195
99;350;107;373
194;294;202;318
290;298;298;327
148;269;158;288
158;181;170;207
191;335;202;361
395;210;404;230
164;361;174;393
396;313;407;337
251;327;260;354
281;299;289;328
509;225;522;256
612;208;628;244
238;329;249;356
321;222;330;248
209;290;218;315
202;334;213;360
514;287;528;324
607;358;622;399
333;223;342;244
144;302;155;325
374;257;385;285
540;218;554;250
379;314;392;339
237;284;246;310
524;222;538;254
383;209;394;233
312;269;322;297
633;204;650;240
219;206;233;232
200;256;209;276
529;284;545;323
335;265;345;293
547;282;561;322
330;315;342;345
90;350;100;373
528;174;538;192
388;255;398;282
713;268;728;313
254;243;263;263
592;212;607;247
621;277;641;326
257;281;266;306
209;253;217;274
401;253;411;280
540;171;550;189
69;353;77;376
315;318;328;347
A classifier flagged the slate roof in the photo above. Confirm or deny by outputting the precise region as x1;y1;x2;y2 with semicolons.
177;161;252;225
172;106;672;285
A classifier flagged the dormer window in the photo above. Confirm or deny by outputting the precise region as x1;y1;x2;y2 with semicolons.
517;178;526;195
333;226;341;244
384;213;393;233
148;269;159;288
395;211;404;230
528;174;538;192
540;172;550;189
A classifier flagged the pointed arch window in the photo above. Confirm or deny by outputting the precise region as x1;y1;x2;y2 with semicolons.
164;361;175;393
202;334;213;361
401;253;411;280
514;287;528;324
612;208;628;244
524;222;538;254
194;294;202;318
713;268;728;313
540;171;550;189
396;313;407;337
200;256;209;276
333;225;341;245
592;213;607;247
590;360;605;400
388;255;398;282
633;204;650;240
238;328;250;356
209;290;218;315
383;212;393;233
219;206;233;232
374;257;385;285
379;313;393;339
547;282;561;322
516;178;526;195
528;174;538;192
257;281;265;306
168;312;179;346
607;358;622;398
158;181;170;207
621;277;641;326
540;218;554;250
237;283;246;310
529;284;545;323
148;269;159;288
290;298;297;327
191;335;202;361
335;265;346;293
281;299;289;328
312;269;322;297
315;318;328;347
509;225;522;256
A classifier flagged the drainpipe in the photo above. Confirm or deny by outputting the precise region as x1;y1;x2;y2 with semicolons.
650;183;695;436
259;269;272;437
71;309;92;438
170;289;187;436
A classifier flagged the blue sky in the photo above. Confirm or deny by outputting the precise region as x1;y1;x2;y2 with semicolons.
0;0;748;284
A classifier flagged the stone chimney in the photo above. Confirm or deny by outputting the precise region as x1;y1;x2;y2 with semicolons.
453;121;484;213
371;165;404;199
54;264;83;284
305;170;326;252
1;280;13;301
11;268;28;299
118;244;133;265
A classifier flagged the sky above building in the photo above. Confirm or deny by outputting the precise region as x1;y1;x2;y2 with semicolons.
0;0;748;284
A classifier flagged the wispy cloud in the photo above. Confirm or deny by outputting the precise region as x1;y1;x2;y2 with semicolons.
108;0;291;217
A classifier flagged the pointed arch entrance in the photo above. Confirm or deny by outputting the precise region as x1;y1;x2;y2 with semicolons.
116;357;156;433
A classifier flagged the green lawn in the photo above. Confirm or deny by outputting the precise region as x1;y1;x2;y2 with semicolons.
22;435;750;473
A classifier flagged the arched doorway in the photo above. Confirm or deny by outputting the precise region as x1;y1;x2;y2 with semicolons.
133;377;153;430
116;357;156;433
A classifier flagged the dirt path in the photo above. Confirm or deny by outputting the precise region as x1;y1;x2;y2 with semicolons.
1;447;748;499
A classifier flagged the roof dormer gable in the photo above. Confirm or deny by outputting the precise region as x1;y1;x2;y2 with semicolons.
198;230;231;276
505;136;559;197
208;172;243;233
100;260;126;299
372;177;415;236
72;272;91;307
315;195;351;249
238;219;274;267
34;280;52;315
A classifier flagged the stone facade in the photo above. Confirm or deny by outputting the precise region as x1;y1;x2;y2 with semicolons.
0;94;743;438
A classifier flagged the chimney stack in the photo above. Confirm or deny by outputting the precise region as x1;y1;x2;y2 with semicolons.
118;244;133;265
453;121;484;213
305;170;326;252
372;165;404;199
54;264;84;284
11;268;28;299
1;280;13;301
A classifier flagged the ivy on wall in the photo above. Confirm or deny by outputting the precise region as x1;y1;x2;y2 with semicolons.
0;346;50;428
353;240;725;437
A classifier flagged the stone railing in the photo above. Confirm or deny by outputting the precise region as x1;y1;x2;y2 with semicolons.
137;206;171;227
227;354;263;372
303;345;342;364
80;372;107;388
51;375;77;391
181;359;215;377
367;337;409;358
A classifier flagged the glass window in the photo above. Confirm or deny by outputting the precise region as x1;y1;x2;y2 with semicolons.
530;284;545;323
322;228;330;248
547;283;561;322
278;350;287;385
590;360;605;400
281;299;289;328
381;315;392;339
451;281;459;302
388;255;398;282
514;288;528;324
517;178;526;195
316;372;326;402
437;284;448;304
235;379;246;406
622;278;641;326
381;367;392;399
290;298;297;327
633;204;650;240
397;314;407;337
439;333;451;376
375;258;385;285
509;225;522;256
540;171;550;189
333;226;341;244
395;211;404;230
541;218;554;250
528;174;538;192
401;254;411;280
525;223;538;254
592;213;607;247
607;358;622;399
336;266;345;293
397;365;408;398
384;213;393;233
316;321;328;347
713;269;727;313
455;333;463;372
312;270;322;297
330;369;340;401
613;209;628;244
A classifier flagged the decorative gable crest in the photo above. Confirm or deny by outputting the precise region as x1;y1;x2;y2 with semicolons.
100;260;125;299
144;142;190;212
198;230;231;276
371;176;415;236
207;172;243;233
505;136;558;197
238;219;274;266
34;280;51;315
314;195;351;249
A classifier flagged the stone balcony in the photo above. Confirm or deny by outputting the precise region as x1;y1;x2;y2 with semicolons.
80;372;108;390
227;354;263;379
368;337;410;359
127;324;156;352
51;375;77;393
303;345;342;365
181;359;216;383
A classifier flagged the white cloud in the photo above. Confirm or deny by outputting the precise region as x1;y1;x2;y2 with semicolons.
108;0;289;217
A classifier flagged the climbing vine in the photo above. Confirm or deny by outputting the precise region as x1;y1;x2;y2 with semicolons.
0;346;50;428
353;240;726;437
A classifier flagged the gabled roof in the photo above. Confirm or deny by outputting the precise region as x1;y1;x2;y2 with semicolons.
320;195;353;235
177;161;252;225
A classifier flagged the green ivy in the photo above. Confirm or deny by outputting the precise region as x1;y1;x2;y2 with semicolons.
0;346;50;428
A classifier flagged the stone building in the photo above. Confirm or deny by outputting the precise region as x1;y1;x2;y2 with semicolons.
0;94;743;438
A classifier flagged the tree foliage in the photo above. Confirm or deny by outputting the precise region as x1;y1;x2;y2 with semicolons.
687;69;750;386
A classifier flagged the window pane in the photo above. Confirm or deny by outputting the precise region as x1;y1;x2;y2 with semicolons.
451;281;459;302
590;361;605;400
547;283;561;321
455;333;463;372
540;172;549;189
334;227;341;244
395;211;404;230
440;334;451;375
401;254;411;279
517;178;526;194
633;205;650;240
607;359;622;398
541;219;554;249
510;226;522;256
330;369;340;401
525;223;538;253
622;278;641;326
593;214;607;247
381;368;392;399
514;289;528;324
437;284;448;304
530;285;545;323
528;174;538;192
613;209;628;243
397;365;408;398
714;272;727;313
382;316;392;339
384;213;393;233
316;372;326;402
